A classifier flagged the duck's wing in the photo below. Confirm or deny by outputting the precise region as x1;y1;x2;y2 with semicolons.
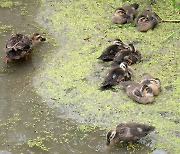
17;35;32;51
116;122;153;138
116;125;136;142
134;50;141;61
111;51;125;66
102;67;120;87
98;45;119;61
6;34;32;51
129;123;155;138
133;88;143;97
147;11;160;22
6;34;23;50
125;6;137;22
140;73;154;82
141;79;151;85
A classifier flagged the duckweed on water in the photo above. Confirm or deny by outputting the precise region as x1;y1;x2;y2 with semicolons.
0;25;12;34
27;137;49;151
34;0;180;152
0;0;21;8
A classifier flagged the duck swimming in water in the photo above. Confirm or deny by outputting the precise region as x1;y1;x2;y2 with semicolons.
136;9;159;32
5;33;46;63
105;122;155;148
98;39;130;61
112;3;139;24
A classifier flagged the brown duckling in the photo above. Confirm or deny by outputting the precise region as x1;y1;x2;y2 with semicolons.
5;33;46;63
136;9;159;32
98;39;129;61
121;81;154;104
111;44;141;67
101;62;133;88
105;122;155;148
112;3;139;24
140;73;161;96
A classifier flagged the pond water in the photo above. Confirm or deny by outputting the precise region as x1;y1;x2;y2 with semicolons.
0;0;178;153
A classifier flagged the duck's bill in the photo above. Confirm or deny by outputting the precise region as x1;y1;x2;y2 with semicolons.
40;37;46;41
104;145;111;149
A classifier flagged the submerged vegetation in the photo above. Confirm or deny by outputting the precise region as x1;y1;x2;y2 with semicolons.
34;0;180;153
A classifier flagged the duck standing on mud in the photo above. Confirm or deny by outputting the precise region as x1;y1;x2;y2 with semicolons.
112;3;139;24
105;122;155;148
101;62;133;89
98;39;130;61
5;33;46;63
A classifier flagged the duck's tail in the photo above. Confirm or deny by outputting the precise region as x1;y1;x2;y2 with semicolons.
131;3;139;10
145;125;155;132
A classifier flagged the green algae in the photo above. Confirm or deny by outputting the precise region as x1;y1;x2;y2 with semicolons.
0;0;21;8
170;0;180;9
34;0;180;153
27;137;49;151
0;25;12;34
0;114;20;128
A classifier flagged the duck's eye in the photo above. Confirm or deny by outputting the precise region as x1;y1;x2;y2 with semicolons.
116;10;125;15
139;17;147;22
154;79;160;85
118;12;124;15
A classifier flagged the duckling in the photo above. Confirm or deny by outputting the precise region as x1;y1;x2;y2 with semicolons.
101;62;133;88
136;9;159;32
111;44;141;66
112;3;139;24
120;81;154;104
5;33;46;63
98;39;129;61
140;73;161;96
105;122;155;148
